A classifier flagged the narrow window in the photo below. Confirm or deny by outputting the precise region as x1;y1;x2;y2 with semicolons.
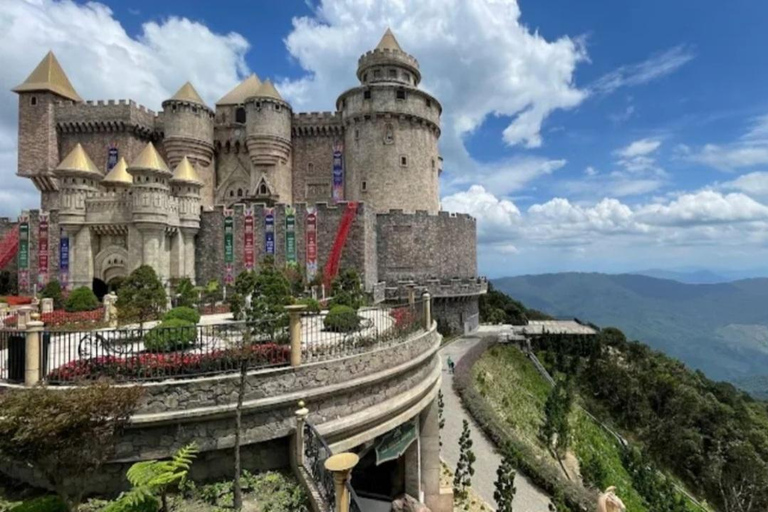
230;190;234;197
363;73;368;82
355;129;360;140
362;181;367;191
308;163;314;173
237;188;243;197
30;96;37;106
373;69;381;79
259;183;267;195
426;99;432;108
192;107;198;114
172;105;177;112
384;124;394;144
396;89;406;100
363;89;371;100
341;99;346;108
431;158;435;169
275;104;281;111
235;107;246;123
389;69;397;78
400;156;408;167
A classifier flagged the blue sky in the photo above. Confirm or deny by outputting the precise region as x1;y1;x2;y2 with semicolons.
2;0;768;278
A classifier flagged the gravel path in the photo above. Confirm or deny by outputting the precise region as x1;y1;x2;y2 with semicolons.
440;334;552;512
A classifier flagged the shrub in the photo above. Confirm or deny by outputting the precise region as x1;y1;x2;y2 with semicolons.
163;306;200;325
323;305;361;333
40;280;64;310
580;451;608;490
65;287;99;312
297;297;320;313
8;496;67;512
143;319;197;352
116;266;166;326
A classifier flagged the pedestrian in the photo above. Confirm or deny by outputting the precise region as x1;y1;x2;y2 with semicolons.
447;356;455;374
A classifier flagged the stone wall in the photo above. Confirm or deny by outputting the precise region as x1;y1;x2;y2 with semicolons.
433;296;480;335
290;112;342;205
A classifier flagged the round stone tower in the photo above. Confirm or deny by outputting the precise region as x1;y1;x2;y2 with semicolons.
170;156;203;281
338;28;442;213
244;80;293;204
161;82;215;209
54;143;102;225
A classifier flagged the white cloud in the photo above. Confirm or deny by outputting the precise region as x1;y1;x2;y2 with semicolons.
684;114;768;172
0;0;250;216
636;190;768;226
720;172;768;199
444;157;566;196
616;138;661;159
441;185;521;243
590;45;695;95
585;166;598;176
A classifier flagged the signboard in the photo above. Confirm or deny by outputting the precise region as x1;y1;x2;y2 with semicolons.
375;421;417;465
244;209;255;270
285;207;296;265
224;209;234;284
306;208;318;280
59;229;69;289
18;215;29;291
106;143;119;172
264;208;275;256
332;140;344;202
38;213;49;286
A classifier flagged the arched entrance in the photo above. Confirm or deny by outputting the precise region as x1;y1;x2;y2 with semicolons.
92;278;108;301
95;246;129;295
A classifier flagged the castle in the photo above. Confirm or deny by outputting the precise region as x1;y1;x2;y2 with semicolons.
10;29;486;331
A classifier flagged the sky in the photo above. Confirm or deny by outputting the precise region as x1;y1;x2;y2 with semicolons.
2;0;768;278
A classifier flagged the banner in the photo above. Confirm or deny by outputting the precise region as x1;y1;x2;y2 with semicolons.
224;209;234;284
59;229;69;289
285;207;296;265
38;213;49;287
265;208;275;256
106;143;119;172
306;208;318;280
244;209;255;271
18;215;29;291
332;140;344;202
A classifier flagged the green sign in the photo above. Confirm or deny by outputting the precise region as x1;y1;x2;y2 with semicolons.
375;421;417;465
18;221;29;269
285;207;296;264
224;213;234;264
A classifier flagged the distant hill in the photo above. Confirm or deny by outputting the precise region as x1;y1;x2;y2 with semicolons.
493;272;768;391
632;268;731;284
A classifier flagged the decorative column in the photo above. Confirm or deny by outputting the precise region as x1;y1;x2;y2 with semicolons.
421;396;447;510
295;400;309;467
285;304;307;367
423;292;432;330
324;453;359;512
182;228;197;281
72;226;94;288
25;313;44;386
140;226;164;278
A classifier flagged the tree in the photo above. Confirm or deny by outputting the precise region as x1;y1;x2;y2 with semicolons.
228;270;257;320
116;265;167;328
65;286;99;312
330;268;365;309
541;378;573;461
453;419;476;501
0;383;143;511
41;279;64;309
494;450;517;512
172;277;197;309
438;390;446;448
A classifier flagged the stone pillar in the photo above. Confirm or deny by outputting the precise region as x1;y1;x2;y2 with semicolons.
324;453;359;512
423;292;432;330
404;417;422;500
285;304;307;367
421;395;446;511
295;400;309;467
72;226;94;288
40;298;54;314
25;313;44;386
140;227;163;278
182;229;197;281
17;306;33;330
407;284;416;306
169;229;184;280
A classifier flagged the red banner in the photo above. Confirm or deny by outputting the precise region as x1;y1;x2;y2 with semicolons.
306;208;318;280
244;209;254;270
38;213;49;287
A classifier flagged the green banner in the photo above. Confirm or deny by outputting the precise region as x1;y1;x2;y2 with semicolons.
224;213;234;263
285;207;296;264
18;221;29;269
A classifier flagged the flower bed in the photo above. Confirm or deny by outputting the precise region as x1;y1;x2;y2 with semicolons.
1;308;105;329
47;342;291;383
200;304;231;315
2;296;33;306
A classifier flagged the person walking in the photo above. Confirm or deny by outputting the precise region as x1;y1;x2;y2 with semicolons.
447;355;455;374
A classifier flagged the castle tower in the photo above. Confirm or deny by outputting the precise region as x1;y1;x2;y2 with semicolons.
161;82;215;209
127;142;173;280
54;143;102;288
170;157;203;280
13;51;83;211
244;80;293;204
101;157;133;191
338;29;441;213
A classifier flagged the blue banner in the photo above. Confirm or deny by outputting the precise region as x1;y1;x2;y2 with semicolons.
59;230;69;288
332;140;344;202
106;144;119;172
265;208;275;255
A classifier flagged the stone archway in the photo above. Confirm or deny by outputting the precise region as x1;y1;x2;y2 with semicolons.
95;246;129;287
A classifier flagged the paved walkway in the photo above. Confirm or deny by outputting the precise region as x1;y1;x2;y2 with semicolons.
440;334;552;512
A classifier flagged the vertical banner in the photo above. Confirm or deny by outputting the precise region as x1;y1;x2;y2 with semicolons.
285;207;296;265
306;207;318;281
244;208;255;271
18;215;29;292
106;143;119;172
224;209;234;284
59;229;69;290
37;212;49;287
332;140;344;203
264;208;275;256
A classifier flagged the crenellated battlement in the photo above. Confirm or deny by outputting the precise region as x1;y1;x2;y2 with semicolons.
291;111;343;137
358;48;420;69
379;208;475;223
54;99;158;135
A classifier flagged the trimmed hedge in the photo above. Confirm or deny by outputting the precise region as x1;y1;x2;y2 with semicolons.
64;287;99;312
143;318;197;352
453;336;596;512
323;305;360;332
297;297;321;314
163;306;201;324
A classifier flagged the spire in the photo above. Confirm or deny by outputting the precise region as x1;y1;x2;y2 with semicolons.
12;51;82;102
55;143;101;176
257;79;284;101
217;74;262;105
171;156;203;186
169;81;207;106
376;28;403;52
102;157;132;186
128;142;171;175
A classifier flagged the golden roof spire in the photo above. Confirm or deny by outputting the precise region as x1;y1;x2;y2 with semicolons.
217;74;262;105
171;156;203;186
169;81;207;106
257;79;283;101
13;51;82;102
102;157;132;186
128;142;171;175
55;143;101;177
376;28;403;52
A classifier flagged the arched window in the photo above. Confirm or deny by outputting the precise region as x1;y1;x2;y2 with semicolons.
259;183;267;195
384;123;394;145
229;190;234;197
237;188;243;197
30;96;37;106
235;107;246;123
308;163;314;173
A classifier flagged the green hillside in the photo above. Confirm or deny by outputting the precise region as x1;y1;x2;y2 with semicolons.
493;273;768;389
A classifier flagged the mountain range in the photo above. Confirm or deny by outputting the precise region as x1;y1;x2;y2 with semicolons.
493;272;768;396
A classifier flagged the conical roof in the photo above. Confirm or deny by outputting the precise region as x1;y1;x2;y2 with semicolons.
102;157;132;186
376;28;403;52
128;142;171;175
217;74;261;105
55;143;101;177
169;81;207;107
171;156;203;186
256;79;283;101
13;51;82;102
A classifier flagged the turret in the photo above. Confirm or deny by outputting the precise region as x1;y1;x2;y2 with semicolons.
170;156;203;230
101;157;132;192
161;82;215;208
356;28;421;87
54;143;102;225
244;80;293;203
127;142;172;226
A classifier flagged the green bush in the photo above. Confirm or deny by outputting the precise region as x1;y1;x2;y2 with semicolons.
9;496;67;512
297;297;320;314
143;319;197;352
65;286;99;312
163;306;200;324
40;280;64;310
323;305;361;333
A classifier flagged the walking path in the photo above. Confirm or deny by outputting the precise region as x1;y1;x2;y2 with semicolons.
439;333;551;512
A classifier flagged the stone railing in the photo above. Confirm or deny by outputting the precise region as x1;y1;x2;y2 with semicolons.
385;276;488;300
